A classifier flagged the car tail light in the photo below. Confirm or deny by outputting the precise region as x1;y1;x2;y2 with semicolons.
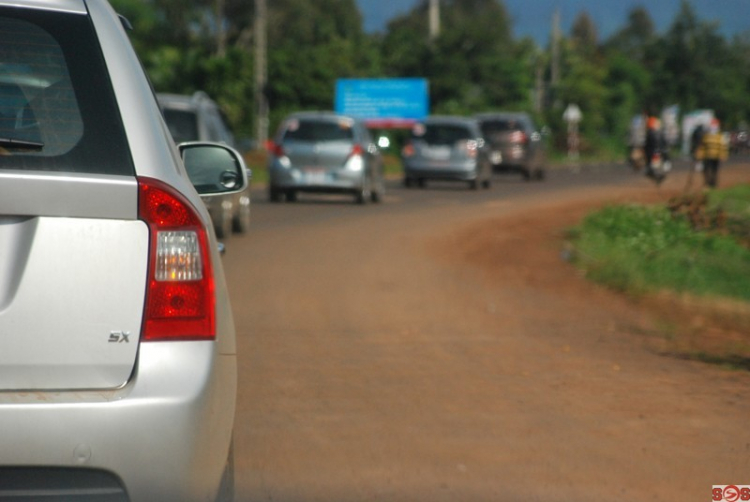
138;177;215;341
345;143;365;171
267;141;285;158
457;139;478;158
350;144;364;156
509;131;527;144
402;143;415;157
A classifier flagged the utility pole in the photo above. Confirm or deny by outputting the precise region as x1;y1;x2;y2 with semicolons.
429;0;440;41
215;0;226;57
254;0;268;149
550;8;561;104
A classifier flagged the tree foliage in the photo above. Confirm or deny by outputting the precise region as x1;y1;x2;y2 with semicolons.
113;0;750;154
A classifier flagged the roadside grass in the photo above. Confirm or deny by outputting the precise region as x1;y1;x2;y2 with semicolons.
567;184;750;369
568;202;750;301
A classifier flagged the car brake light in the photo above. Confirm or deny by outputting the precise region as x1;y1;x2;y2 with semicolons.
267;141;285;157
402;143;415;157
510;131;527;144
457;139;478;158
138;177;215;341
350;144;364;156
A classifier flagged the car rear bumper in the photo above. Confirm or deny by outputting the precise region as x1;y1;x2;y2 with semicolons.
403;160;478;181
0;342;236;502
269;165;365;192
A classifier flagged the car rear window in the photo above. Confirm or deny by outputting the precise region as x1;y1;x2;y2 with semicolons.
282;119;354;142
163;108;200;144
0;8;133;175
479;119;527;136
415;124;473;145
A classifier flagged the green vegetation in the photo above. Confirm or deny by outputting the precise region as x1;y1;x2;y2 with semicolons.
568;185;750;302
111;0;750;157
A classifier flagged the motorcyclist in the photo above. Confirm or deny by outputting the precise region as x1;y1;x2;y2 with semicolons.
643;116;670;184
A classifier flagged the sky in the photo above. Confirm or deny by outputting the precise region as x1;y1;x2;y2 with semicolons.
355;0;750;46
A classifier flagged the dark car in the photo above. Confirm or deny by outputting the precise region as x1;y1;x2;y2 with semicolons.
475;112;546;181
401;116;492;190
158;92;251;238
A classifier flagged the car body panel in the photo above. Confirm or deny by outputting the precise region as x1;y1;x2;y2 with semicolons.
0;342;236;500
0;215;148;390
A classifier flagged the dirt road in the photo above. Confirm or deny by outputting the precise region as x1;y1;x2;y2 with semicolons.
224;163;750;502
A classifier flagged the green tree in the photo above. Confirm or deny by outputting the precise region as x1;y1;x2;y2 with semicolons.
381;0;532;114
266;0;381;130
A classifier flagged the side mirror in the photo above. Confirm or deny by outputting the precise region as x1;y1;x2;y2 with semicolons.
178;142;249;195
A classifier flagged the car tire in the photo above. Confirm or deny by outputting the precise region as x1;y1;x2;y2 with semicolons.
482;177;491;189
355;176;371;205
404;177;413;188
371;178;384;203
522;169;532;181
285;190;297;202
214;205;232;240
215;439;235;502
534;168;546;181
232;196;251;233
469;177;480;190
269;186;283;203
417;178;426;188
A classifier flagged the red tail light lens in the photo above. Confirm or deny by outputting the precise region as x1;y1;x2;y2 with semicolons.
402;143;415;157
457;139;478;158
510;131;527;144
138;177;215;341
350;144;364;156
268;141;285;157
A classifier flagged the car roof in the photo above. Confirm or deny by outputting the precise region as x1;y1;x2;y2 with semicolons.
285;111;359;122
6;0;86;14
475;112;531;121
422;115;479;126
157;91;218;111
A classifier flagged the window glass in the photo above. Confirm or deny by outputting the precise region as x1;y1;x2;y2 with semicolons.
0;9;133;175
282;119;354;143
416;125;473;145
163;109;200;144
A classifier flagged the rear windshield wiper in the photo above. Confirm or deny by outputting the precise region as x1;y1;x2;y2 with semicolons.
0;137;44;152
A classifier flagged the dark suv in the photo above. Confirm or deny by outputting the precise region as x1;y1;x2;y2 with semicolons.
475;112;546;181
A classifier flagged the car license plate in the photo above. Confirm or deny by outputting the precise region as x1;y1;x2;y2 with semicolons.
423;146;451;160
303;168;327;184
491;151;502;164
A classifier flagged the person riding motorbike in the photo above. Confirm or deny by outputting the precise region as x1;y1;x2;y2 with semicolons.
643;116;670;184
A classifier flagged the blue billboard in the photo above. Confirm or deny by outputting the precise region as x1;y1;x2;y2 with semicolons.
335;78;429;128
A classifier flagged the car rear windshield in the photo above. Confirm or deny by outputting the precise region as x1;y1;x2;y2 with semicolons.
479;119;527;136
163;108;200;144
0;8;133;176
282;119;354;143
415;124;473;145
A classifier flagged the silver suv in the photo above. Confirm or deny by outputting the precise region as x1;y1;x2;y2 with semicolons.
158;92;251;239
0;1;243;500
